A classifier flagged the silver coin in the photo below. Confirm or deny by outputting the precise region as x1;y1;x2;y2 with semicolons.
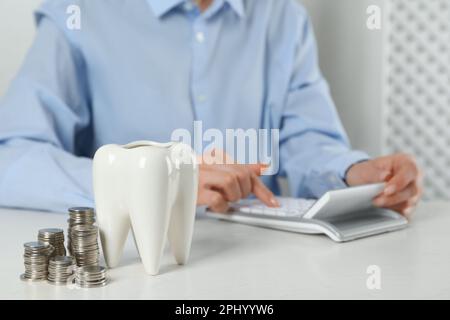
24;265;48;270
76;265;106;274
23;255;48;260
24;273;48;277
24;241;48;249
75;279;109;288
38;228;64;235
50;256;73;263
47;280;71;286
48;272;73;277
76;262;99;267
69;207;95;214
72;225;98;232
48;274;73;279
49;274;73;278
20;274;47;282
76;269;106;276
76;276;106;282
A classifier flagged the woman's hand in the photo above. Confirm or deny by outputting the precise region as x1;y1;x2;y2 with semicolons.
345;153;423;219
197;163;279;213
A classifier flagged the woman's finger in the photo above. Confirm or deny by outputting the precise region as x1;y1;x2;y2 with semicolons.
373;182;419;207
202;189;229;213
384;159;418;196
219;165;252;199
388;201;416;219
251;174;279;207
201;169;242;202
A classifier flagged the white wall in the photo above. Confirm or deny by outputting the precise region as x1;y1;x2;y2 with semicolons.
0;0;38;97
300;0;385;156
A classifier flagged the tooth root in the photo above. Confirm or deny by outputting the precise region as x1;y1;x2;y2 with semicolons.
128;154;173;275
98;208;130;268
168;163;198;265
93;145;130;268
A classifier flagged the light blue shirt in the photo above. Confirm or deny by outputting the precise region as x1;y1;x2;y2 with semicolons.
0;0;368;213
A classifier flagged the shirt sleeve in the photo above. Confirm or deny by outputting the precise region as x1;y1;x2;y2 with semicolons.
0;13;94;213
278;13;369;198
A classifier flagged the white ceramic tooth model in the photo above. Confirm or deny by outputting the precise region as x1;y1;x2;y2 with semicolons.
93;141;198;275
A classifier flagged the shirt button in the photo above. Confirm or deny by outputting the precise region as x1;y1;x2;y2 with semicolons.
198;95;207;103
196;32;205;43
183;2;194;11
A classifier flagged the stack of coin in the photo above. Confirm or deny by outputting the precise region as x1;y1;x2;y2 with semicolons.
71;225;100;266
38;228;66;256
21;241;54;282
67;207;96;256
75;265;108;288
47;256;75;285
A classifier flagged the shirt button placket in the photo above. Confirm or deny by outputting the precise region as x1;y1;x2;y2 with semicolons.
191;18;208;112
183;1;194;12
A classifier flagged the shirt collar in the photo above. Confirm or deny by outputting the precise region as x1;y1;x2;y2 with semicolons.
146;0;185;18
226;0;245;18
147;0;245;18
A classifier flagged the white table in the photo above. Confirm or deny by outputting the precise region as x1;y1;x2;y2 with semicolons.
1;202;449;300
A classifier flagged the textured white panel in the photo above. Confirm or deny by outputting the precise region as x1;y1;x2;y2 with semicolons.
383;0;450;199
